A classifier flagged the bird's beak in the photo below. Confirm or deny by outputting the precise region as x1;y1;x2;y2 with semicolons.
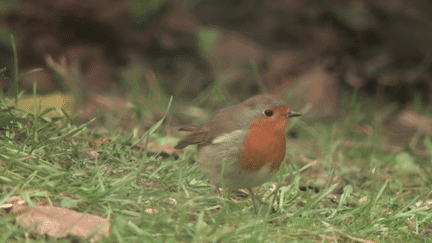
287;111;301;118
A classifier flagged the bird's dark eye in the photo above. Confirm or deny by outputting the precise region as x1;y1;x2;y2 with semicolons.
264;109;274;117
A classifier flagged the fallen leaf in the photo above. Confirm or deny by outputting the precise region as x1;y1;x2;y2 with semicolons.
17;206;110;242
3;196;110;242
17;92;76;117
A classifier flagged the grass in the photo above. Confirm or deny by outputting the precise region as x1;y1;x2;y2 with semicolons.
1;38;432;242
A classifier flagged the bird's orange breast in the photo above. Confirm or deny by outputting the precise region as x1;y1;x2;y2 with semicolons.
238;105;291;173
238;124;287;173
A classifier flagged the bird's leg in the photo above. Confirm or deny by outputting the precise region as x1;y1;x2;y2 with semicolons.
248;188;258;214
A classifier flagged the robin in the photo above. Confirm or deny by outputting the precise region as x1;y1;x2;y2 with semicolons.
175;94;301;213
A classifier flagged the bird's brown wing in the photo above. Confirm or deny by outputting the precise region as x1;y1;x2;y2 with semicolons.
174;108;239;149
174;127;210;149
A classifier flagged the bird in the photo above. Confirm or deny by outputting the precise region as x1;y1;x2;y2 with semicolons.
175;94;301;213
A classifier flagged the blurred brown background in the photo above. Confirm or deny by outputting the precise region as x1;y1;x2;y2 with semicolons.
1;0;432;126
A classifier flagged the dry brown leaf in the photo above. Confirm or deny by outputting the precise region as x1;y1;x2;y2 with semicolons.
396;109;432;134
88;136;113;150
291;63;340;119
17;206;110;242
3;196;110;242
1;196;27;214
